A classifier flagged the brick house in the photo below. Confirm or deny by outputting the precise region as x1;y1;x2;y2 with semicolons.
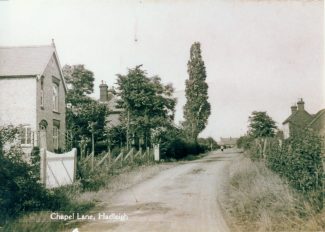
282;99;325;139
0;41;67;154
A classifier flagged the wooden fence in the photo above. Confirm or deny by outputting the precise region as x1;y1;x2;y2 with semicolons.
80;147;157;171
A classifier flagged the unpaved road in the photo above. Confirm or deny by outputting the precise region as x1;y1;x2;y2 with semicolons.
79;150;240;232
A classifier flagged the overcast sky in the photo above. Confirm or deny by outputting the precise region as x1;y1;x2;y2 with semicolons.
0;0;323;140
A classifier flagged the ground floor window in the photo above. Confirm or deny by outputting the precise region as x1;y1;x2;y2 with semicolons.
20;126;32;145
53;126;59;150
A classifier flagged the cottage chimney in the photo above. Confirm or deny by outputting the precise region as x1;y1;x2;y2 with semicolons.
297;98;305;111
51;38;56;48
107;86;115;101
291;105;297;114
99;81;108;102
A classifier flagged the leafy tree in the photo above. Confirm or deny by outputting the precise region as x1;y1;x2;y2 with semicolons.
197;137;219;150
63;64;108;153
183;42;211;141
248;111;277;138
0;125;18;156
62;64;95;97
116;65;176;148
237;135;254;150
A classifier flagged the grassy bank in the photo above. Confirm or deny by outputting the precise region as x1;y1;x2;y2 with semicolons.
2;162;175;232
221;156;325;232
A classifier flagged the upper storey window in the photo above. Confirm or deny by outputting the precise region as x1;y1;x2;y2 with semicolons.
52;83;59;112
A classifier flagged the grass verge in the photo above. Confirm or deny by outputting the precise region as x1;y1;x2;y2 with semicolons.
1;162;175;232
220;156;325;232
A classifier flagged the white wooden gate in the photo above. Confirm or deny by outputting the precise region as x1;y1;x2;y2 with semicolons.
40;148;77;188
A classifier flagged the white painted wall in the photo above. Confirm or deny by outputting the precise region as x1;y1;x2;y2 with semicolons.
0;77;37;130
283;123;290;139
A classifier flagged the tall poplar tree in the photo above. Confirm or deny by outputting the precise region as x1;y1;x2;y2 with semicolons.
183;42;211;141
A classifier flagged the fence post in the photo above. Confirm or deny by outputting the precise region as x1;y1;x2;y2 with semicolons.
72;148;77;182
121;149;124;168
107;149;111;168
146;147;150;163
131;148;134;163
40;148;47;186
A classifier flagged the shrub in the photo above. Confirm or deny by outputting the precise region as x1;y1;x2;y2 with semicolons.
250;131;324;211
0;126;87;224
0;146;59;223
237;135;254;150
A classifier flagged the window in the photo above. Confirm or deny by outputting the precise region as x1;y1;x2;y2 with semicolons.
52;84;59;112
20;126;32;145
40;78;44;108
53;126;59;150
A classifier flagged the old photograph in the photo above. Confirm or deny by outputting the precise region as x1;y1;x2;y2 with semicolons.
0;0;324;231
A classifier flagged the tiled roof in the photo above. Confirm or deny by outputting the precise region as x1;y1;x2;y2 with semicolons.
283;111;298;124
101;95;123;112
308;109;325;127
0;45;54;76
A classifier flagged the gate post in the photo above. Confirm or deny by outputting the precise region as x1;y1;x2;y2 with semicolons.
40;148;47;186
72;148;77;182
154;144;160;161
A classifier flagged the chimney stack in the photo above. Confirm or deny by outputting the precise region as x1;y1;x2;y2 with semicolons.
99;81;108;102
297;98;305;111
291;105;297;114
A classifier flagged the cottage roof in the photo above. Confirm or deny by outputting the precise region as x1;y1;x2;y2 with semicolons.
283;111;299;124
219;137;238;146
101;95;123;113
307;109;325;127
282;110;312;125
0;44;67;91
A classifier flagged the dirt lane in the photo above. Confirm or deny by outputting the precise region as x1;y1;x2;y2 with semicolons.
79;151;240;232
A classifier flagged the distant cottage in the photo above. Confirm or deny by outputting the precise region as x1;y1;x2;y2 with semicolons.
0;41;67;154
282;99;325;139
98;81;123;128
219;137;238;148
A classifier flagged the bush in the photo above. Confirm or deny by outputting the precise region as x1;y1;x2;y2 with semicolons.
237;135;254;150
162;138;205;160
244;130;324;211
0;146;65;223
0;126;88;224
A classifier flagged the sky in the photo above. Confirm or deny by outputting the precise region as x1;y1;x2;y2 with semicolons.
0;0;324;141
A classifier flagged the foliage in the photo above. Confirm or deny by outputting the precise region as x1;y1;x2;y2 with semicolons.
0;127;55;222
242;129;324;211
265;131;324;211
197;137;219;150
62;64;95;96
183;42;211;141
222;157;325;232
248;111;277;138
237;135;254;150
0;125;19;155
104;124;127;149
116;65;176;148
30;146;40;178
63;64;108;153
67;98;108;145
